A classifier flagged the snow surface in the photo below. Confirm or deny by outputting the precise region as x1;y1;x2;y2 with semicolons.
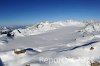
0;20;100;66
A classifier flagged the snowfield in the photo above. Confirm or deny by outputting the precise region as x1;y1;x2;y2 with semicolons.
0;20;100;66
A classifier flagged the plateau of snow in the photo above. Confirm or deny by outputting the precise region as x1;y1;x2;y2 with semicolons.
0;20;100;66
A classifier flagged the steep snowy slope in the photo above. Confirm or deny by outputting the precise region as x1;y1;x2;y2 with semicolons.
0;21;100;66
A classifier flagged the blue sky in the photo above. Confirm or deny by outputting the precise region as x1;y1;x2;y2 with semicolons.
0;0;100;25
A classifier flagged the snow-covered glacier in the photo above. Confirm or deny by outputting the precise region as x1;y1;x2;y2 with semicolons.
0;20;100;66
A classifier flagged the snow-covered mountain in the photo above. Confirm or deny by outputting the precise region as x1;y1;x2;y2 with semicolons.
0;20;100;66
12;20;84;37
